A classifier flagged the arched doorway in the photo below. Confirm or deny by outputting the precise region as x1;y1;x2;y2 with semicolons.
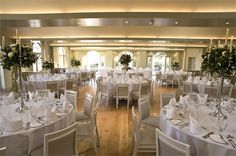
82;51;101;70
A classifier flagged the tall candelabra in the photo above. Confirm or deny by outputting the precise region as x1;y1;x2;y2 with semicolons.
16;32;28;113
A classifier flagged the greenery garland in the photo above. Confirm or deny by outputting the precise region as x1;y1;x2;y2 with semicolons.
0;44;38;70
119;54;132;65
201;45;236;77
42;61;54;70
71;57;81;67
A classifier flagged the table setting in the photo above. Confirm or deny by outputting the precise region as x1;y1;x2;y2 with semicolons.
0;91;75;155
160;95;236;156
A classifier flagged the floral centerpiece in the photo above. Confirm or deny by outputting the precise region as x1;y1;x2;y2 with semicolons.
201;44;236;120
0;44;38;92
119;54;132;71
71;57;81;67
171;62;180;71
42;61;54;71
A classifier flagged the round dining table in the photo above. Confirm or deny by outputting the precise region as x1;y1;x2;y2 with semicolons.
0;100;75;156
160;104;236;156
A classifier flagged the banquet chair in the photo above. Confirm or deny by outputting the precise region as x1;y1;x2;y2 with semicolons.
132;83;150;100
0;147;6;156
65;79;74;91
230;85;236;98
100;81;109;107
132;106;156;156
177;77;184;93
76;93;93;122
156;129;191;156
65;90;77;111
36;89;50;97
160;93;176;108
77;107;99;155
222;85;233;99
46;81;58;96
182;82;193;95
138;96;159;128
44;123;78;156
205;85;219;100
165;74;174;88
95;79;102;107
116;84;131;109
80;72;88;85
155;71;162;86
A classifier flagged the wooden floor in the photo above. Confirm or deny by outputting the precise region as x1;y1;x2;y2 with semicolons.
76;82;177;156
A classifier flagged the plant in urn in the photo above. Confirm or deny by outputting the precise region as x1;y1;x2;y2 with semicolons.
119;54;132;72
201;29;236;125
0;30;38;112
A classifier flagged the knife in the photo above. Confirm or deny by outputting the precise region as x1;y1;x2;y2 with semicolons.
220;134;228;145
228;139;236;148
202;132;214;139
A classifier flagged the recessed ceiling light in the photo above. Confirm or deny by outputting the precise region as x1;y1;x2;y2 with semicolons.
125;20;129;24
175;21;178;25
226;22;229;25
149;19;154;25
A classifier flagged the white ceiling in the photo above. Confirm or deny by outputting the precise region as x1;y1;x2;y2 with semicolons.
0;0;235;49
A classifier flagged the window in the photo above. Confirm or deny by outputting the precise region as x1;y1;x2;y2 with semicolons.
32;41;42;72
188;57;196;70
58;47;66;68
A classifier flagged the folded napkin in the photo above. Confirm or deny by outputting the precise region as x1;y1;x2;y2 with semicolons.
197;94;208;105
169;97;176;106
28;91;35;101
62;101;69;112
179;95;189;105
60;94;66;103
46;107;57;121
48;92;55;99
166;105;175;120
166;98;176;119
187;76;193;82
189;115;201;134
5;92;15;105
2;115;23;131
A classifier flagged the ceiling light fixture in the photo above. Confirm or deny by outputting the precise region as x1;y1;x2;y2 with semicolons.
226;22;229;25
175;21;178;25
125;20;129;24
149;19;154;25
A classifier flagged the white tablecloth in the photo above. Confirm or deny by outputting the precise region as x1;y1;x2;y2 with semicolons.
160;105;236;156
0;102;75;156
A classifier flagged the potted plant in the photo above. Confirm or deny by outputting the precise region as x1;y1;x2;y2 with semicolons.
42;61;54;73
71;57;81;68
119;54;132;71
171;62;180;71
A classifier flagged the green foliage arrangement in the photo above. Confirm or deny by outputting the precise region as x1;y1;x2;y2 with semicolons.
171;62;180;71
201;45;236;77
71;57;81;67
119;54;132;65
42;61;54;70
0;44;38;70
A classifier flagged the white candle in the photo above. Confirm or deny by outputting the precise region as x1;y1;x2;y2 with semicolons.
209;38;212;51
230;36;233;52
16;30;19;44
1;36;5;49
218;40;221;47
225;28;229;45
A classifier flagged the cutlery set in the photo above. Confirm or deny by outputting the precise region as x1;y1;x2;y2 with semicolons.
202;132;236;148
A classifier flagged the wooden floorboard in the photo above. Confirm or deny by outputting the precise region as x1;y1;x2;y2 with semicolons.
76;83;177;156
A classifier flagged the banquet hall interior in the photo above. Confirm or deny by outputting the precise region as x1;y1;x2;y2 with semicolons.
0;0;236;156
